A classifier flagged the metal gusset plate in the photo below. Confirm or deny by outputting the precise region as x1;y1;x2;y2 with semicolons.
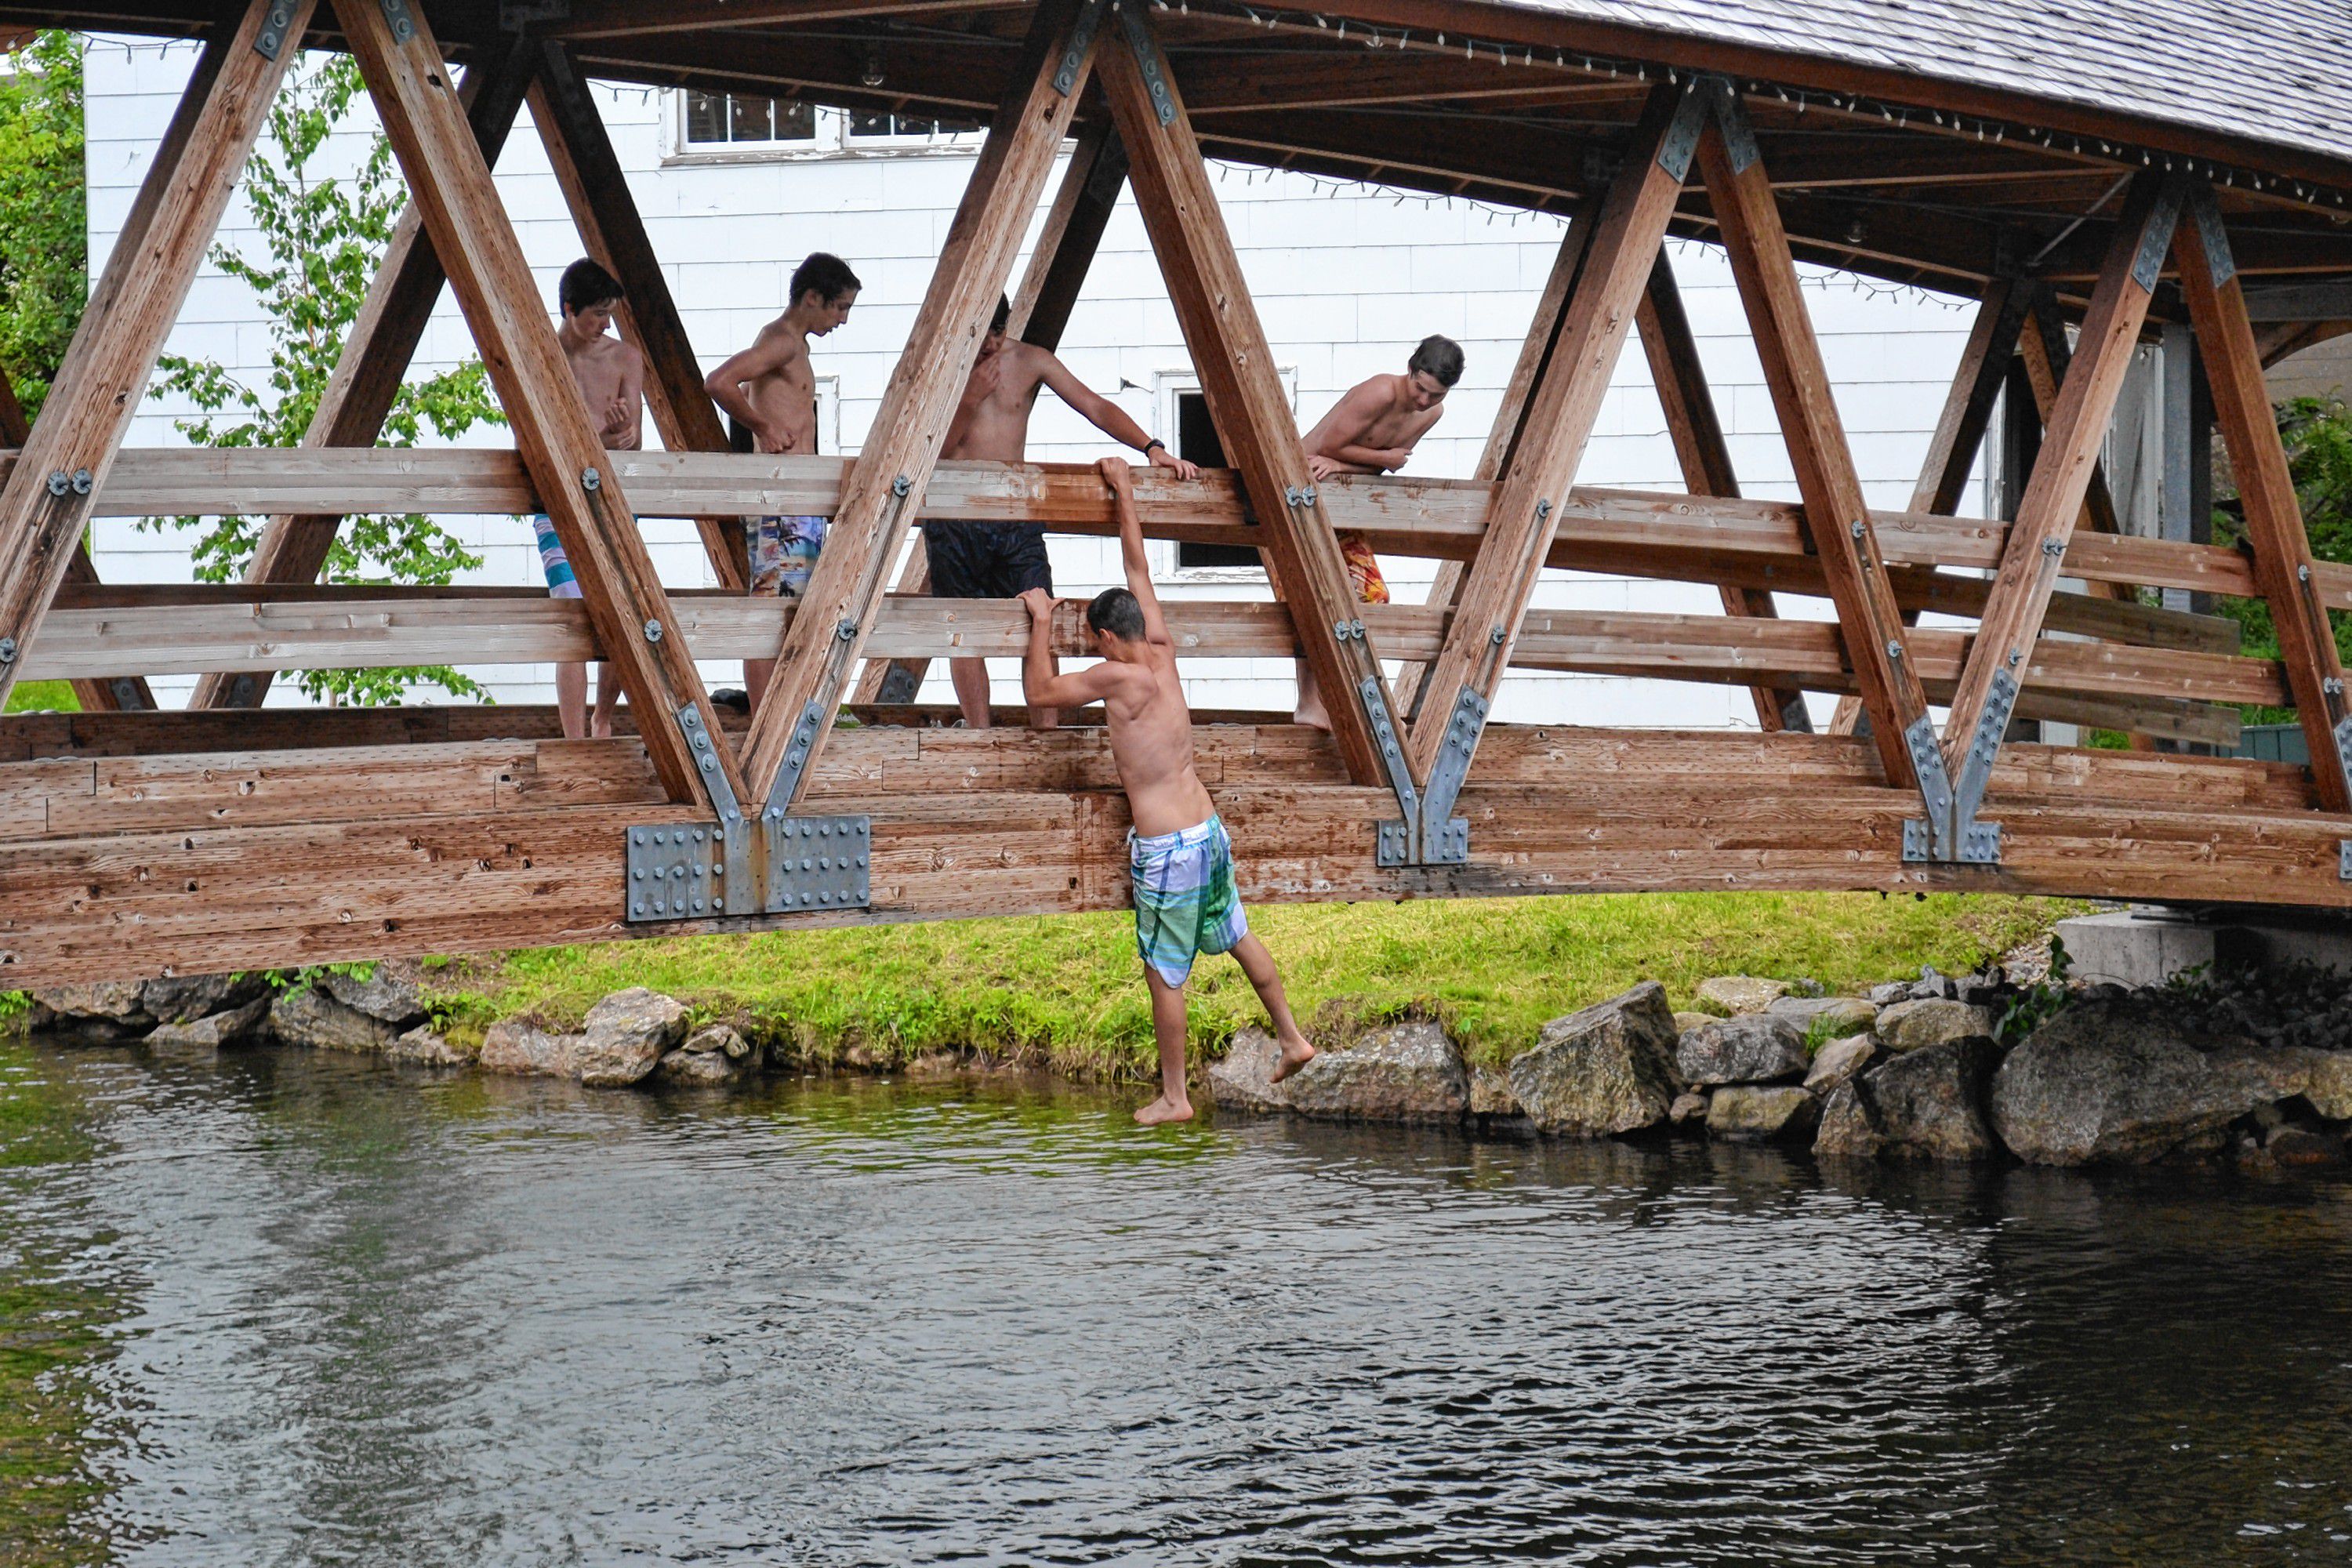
764;816;873;913
626;826;731;923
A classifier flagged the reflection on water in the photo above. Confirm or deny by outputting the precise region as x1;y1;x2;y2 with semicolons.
5;1036;2352;1566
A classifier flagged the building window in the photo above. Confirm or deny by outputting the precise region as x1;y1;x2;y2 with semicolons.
674;93;984;159
1171;392;1261;572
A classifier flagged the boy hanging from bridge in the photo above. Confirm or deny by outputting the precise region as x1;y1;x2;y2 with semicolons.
1018;459;1317;1125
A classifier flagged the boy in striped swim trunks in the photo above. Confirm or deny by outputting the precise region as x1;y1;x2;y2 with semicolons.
538;260;643;739
1018;458;1317;1125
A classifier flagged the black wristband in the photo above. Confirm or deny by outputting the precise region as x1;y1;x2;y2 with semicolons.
1142;438;1166;455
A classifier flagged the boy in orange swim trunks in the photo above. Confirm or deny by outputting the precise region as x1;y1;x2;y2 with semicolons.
1292;335;1464;728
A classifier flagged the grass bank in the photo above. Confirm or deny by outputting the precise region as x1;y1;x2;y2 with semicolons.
424;891;2080;1079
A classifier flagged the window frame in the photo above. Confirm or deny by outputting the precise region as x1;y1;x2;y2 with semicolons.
667;90;989;164
1155;368;1296;583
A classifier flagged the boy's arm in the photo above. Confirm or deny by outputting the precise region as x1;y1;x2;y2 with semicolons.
1101;459;1173;646
611;343;647;452
1017;589;1127;708
1038;353;1199;478
702;333;797;448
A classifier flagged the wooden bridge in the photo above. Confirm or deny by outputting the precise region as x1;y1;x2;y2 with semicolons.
3;0;2350;985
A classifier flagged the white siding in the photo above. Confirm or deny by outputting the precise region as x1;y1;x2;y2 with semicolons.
84;38;1988;722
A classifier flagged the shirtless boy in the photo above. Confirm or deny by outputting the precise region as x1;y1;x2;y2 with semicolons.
540;259;643;740
703;252;862;713
936;294;1198;731
1018;459;1316;1126
1291;334;1465;729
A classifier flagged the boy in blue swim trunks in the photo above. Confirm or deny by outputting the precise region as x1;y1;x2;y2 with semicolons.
1019;458;1316;1125
539;259;642;739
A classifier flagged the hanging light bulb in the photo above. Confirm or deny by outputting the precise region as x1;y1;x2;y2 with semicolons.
861;44;885;89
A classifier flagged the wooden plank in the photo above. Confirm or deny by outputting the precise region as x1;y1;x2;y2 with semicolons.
853;117;1127;707
334;0;742;811
1697;85;1929;788
0;2;308;710
1100;9;1403;791
529;40;747;590
1635;248;1809;732
2177;184;2352;812
1831;276;2027;735
1940;173;2181;779
1403;83;1696;785
741;0;1100;810
2019;288;2132;602
548;0;1029;37
192;36;536;711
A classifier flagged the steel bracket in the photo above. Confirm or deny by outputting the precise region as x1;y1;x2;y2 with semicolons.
1700;77;1759;174
254;0;296;57
1415;684;1490;864
1357;674;1425;866
2185;182;2236;289
2339;840;2352;884
1112;0;1177;127
499;0;568;28
1654;80;1711;182
379;0;417;45
2131;176;2188;292
1054;0;1110;95
1902;670;2016;865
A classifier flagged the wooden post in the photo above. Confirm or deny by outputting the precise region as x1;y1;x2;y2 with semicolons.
1828;275;2027;735
854;118;1127;708
334;0;746;811
1939;173;2181;784
741;0;1102;808
1103;8;1409;799
1402;82;1698;789
1402;197;1595;722
530;39;748;590
0;1;312;711
2176;184;2352;814
2020;289;2132;603
1635;250;1809;732
191;36;535;710
1696;84;1929;790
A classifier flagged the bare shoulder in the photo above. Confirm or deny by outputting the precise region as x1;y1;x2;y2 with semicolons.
1008;340;1057;389
597;334;643;372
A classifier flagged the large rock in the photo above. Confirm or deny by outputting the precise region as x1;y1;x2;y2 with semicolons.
1863;1035;1999;1160
144;994;270;1054
1676;1014;1809;1087
2305;1052;2352;1120
1207;1028;1290;1113
1277;1018;1468;1123
269;985;399;1053
681;1023;753;1061
478;1018;580;1078
1706;1084;1820;1143
659;1047;745;1086
1468;1064;1523;1119
1766;996;1878;1038
318;967;429;1029
574;988;689;1087
1693;976;1789;1016
1876;998;1995;1053
1804;1033;1877;1094
387;1025;465;1066
1991;999;2321;1167
1813;1082;1881;1158
1508;982;1679;1138
29;981;152;1038
140;971;265;1025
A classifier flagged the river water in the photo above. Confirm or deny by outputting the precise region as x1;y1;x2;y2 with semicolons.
5;1039;2352;1566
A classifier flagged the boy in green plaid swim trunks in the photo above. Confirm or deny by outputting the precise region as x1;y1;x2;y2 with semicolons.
1019;458;1316;1126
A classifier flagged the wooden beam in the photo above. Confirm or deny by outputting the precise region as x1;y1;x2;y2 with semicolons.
1635;248;1810;732
741;0;1101;810
529;39;747;590
2018;288;2132;604
549;0;1030;38
2177;184;2352;812
1830;275;2027;735
1403;82;1697;789
1940;174;2182;782
855;117;1128;707
191;35;536;711
333;0;744;811
1696;85;1929;789
1403;197;1595;723
0;2;308;712
1101;8;1410;795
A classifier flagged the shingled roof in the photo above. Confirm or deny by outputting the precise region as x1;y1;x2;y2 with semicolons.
1502;0;2352;172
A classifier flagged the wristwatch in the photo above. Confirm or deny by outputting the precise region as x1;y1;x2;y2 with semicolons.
1142;438;1166;456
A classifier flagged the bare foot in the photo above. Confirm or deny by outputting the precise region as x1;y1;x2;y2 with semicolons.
1134;1094;1195;1126
1270;1035;1317;1083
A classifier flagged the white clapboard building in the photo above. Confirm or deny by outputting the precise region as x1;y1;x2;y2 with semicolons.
83;36;2063;726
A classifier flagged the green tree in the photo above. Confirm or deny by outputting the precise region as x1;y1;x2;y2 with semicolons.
0;30;89;424
2210;394;2352;722
143;52;505;706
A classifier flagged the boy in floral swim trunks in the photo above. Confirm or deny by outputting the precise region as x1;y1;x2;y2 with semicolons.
1291;335;1465;729
1018;459;1316;1125
538;260;641;739
704;253;862;713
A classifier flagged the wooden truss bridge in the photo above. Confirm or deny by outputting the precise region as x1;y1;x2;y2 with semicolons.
3;0;2352;985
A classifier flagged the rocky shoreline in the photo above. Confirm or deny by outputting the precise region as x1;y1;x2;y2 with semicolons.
19;952;2352;1170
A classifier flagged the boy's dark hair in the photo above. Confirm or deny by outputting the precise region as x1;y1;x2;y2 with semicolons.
1407;333;1465;388
559;258;624;317
790;252;862;306
990;293;1012;336
1088;586;1145;641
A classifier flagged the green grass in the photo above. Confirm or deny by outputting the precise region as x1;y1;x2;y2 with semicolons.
425;891;2081;1077
2;680;75;713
